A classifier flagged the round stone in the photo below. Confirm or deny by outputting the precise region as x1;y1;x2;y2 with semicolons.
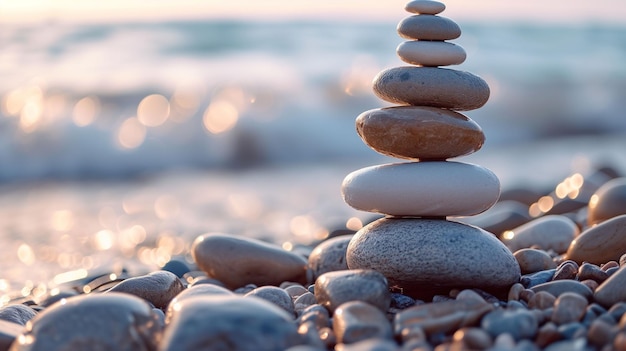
514;248;557;275
341;161;500;217
397;15;461;40
502;215;579;254
191;233;308;289
314;269;391;313
530;280;593;300
566;214;626;265
588;178;626;225
107;270;185;310
245;286;295;317
308;235;352;281
405;0;446;15
346;218;521;295
332;301;393;344
355;106;484;160
10;293;161;351
373;67;490;111
397;40;466;66
0;304;36;325
161;295;302;351
594;266;626;308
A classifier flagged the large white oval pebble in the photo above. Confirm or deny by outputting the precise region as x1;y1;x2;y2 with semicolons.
405;0;446;15
397;40;466;66
341;161;500;217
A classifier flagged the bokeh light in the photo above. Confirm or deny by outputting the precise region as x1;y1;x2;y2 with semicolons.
117;117;146;149
137;94;170;127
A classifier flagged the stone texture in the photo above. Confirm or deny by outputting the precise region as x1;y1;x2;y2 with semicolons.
245;286;295;317
405;0;446;15
481;309;538;341
588;177;626;225
355;106;484;160
397;15;461;40
161;295;301;351
341;161;500;217
0;305;36;326
334;339;398;351
372;67;490;110
191;233;308;289
530;280;593;300
566;214;626;265
397;40;466;66
594;265;626;308
10;293;161;351
551;292;588;325
107;270;184;310
514;248;557;274
165;284;233;323
314;269;390;313
347;218;520;295
332;301;392;344
502;215;579;254
307;235;352;281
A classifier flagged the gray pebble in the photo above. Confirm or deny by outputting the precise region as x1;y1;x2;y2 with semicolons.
333;301;392;344
551;292;588;325
0;320;24;351
107;270;184;310
520;269;556;288
0;305;36;325
397;14;461;40
314;269;390;313
335;338;398;351
245;286;295;316
481;309;538;341
308;235;352;281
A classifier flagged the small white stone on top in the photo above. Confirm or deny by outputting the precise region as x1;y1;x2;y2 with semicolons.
405;0;446;15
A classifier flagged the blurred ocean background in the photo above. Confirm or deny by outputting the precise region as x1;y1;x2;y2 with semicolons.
0;5;626;292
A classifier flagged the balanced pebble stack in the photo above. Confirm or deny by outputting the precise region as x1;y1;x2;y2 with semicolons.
342;0;521;297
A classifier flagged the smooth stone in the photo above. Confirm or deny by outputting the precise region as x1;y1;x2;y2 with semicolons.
536;322;560;348
161;295;301;351
355;107;484;160
578;263;609;283
333;301;393;344
520;269;556;289
514;249;557;274
161;258;191;278
397;15;461;40
588;177;626;225
544;338;587;351
481;309;538;341
0;320;22;351
566;214;626;265
297;304;330;329
245;286;295;316
308;235;352;281
502;215;579;254
10;293;160;351
314;269;390;313
453;327;493;349
594;265;626;308
373;67;490;110
528;291;556;310
552;292;588;325
530;280;593;300
458;200;532;238
191;233;308;289
405;0;445;15
587;319;617;348
165;284;233;323
0;305;36;326
397;40;466;66
107;270;184;310
553;261;579;281
285;284;309;300
342;162;500;217
334;339;398;351
394;296;493;335
347;218;520;295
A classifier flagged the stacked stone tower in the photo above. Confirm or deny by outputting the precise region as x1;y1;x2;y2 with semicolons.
342;0;520;297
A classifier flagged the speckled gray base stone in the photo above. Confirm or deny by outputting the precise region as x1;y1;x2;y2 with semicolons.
346;218;520;296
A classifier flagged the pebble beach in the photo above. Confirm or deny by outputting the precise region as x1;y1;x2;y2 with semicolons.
2;0;626;350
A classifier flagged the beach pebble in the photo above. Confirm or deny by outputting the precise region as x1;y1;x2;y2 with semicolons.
308;235;352;281
355;106;484;160
552;292;588;325
245;286;295;316
587;319;617;349
594;266;626;308
333;301;393;344
528;291;556;310
502;215;579;254
514;248;557;274
520;269;556;288
405;0;446;15
161;295;302;351
372;67;490;110
347;218;520;295
566;214;626;265
11;293;161;351
342;162;500;217
453;327;493;349
553;260;579;281
161;258;191;278
165;283;233;322
314;269;390;313
578;263;609;283
543;338;587;351
397;40;466;66
530;280;593;300
397;15;461;40
394;296;494;335
459;200;532;238
0;320;24;351
481;309;538;341
0;305;36;325
334;338;398;351
588;177;626;225
191;233;308;289
107;270;184;310
297;304;330;329
285;284;309;300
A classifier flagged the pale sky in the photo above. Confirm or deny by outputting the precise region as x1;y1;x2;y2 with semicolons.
0;0;625;24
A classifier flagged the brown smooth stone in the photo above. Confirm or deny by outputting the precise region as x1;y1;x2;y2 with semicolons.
373;67;490;111
530;280;593;301
514;248;557;275
191;233;308;289
566;214;626;265
594;266;626;308
355;106;484;160
397;15;461;40
588;178;626;225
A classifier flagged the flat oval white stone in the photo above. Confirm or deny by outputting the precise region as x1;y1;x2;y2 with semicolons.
397;40;466;67
341;161;500;217
405;0;446;15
